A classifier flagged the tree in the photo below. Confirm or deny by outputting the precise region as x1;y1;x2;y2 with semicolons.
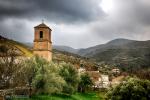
106;77;150;100
0;45;22;89
23;56;65;94
17;56;38;97
59;62;79;95
78;73;93;92
34;62;65;94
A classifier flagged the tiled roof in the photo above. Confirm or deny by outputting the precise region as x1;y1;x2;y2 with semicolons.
34;23;51;30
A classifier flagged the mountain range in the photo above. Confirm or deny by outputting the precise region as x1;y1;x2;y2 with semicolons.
7;36;150;70
52;38;150;69
1;34;150;70
0;35;97;71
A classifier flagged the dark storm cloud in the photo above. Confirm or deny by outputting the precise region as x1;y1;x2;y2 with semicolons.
0;19;34;42
114;0;150;26
0;0;104;23
0;0;33;19
1;0;150;48
0;0;105;47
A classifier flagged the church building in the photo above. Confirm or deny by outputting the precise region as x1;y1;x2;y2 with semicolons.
33;22;52;61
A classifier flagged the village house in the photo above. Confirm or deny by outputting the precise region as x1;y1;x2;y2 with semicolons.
86;71;110;89
99;75;110;88
112;68;120;74
86;71;101;88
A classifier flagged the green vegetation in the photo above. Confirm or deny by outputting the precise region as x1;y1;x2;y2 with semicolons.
59;63;79;94
1;36;150;100
13;92;102;100
53;49;98;71
1;54;106;99
77;39;150;73
0;35;97;71
22;56;65;94
106;77;150;100
78;73;93;93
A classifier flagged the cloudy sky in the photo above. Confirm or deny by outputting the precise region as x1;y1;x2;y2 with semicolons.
0;0;150;48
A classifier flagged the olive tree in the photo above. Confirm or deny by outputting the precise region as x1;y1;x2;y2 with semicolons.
78;73;93;93
106;77;150;100
59;62;79;95
32;58;65;94
21;56;65;94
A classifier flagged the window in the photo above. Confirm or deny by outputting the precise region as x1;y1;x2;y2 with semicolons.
39;31;43;38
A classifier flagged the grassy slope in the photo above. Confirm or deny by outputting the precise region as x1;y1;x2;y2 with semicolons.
0;39;33;57
13;92;104;100
12;41;33;57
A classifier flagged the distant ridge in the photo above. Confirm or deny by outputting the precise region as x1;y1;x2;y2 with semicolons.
53;45;78;54
1;35;150;69
44;38;150;69
77;38;150;69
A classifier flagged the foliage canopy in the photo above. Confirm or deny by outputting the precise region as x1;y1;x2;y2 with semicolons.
106;77;150;100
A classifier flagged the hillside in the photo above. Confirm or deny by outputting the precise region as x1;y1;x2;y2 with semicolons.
53;45;78;54
23;38;150;70
0;35;33;57
46;38;150;70
77;39;135;56
0;35;97;71
2;35;150;71
77;39;150;70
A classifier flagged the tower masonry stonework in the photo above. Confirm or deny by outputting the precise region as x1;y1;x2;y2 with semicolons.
33;22;52;61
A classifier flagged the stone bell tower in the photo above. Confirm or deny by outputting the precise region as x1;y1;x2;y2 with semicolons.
33;22;52;61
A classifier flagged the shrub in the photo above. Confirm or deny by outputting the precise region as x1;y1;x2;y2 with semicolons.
106;77;150;100
31;57;65;94
59;62;79;95
78;73;93;93
21;56;65;94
